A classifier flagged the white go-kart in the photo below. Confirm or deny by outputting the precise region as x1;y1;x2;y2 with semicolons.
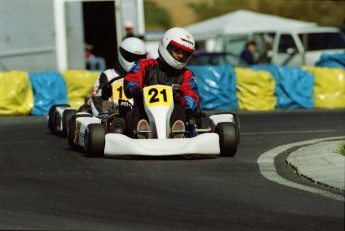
48;104;77;137
47;77;126;137
67;84;240;158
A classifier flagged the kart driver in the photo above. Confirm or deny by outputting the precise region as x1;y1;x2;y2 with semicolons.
123;27;200;139
89;37;147;116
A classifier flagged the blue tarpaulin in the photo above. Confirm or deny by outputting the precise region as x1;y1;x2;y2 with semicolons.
250;64;314;109
29;71;68;115
315;52;345;70
188;64;238;110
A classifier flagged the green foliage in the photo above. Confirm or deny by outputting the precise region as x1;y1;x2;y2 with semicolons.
188;0;253;21
187;0;345;26
144;1;172;31
336;140;345;156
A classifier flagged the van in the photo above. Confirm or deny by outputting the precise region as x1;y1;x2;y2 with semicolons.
269;27;345;66
214;26;345;66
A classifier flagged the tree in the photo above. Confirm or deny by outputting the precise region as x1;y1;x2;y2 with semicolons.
144;0;172;31
188;0;345;26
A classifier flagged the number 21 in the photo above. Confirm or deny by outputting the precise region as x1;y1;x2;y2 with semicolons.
148;88;167;103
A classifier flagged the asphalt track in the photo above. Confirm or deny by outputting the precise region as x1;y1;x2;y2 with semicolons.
0;109;344;230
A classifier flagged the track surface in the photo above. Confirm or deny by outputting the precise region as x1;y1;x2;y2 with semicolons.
0;110;344;230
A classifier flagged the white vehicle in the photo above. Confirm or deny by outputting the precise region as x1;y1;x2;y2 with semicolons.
216;26;345;66
47;76;128;137
67;85;240;157
269;27;345;66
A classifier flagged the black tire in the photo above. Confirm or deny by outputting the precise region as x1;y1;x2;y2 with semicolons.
215;122;238;157
61;109;76;137
215;112;240;144
233;113;240;144
48;104;70;133
84;124;105;157
67;114;92;152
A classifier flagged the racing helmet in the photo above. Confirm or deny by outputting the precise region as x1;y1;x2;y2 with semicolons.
118;37;147;72
158;27;195;70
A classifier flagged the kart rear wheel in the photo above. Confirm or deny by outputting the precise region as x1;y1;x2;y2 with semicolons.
84;124;105;157
61;109;76;137
48;104;69;133
215;122;238;157
67;114;92;152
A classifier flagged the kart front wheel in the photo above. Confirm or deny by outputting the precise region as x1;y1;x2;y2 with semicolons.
215;122;238;157
48;104;69;133
84;124;105;157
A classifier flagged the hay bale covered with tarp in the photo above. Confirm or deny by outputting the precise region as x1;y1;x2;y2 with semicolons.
235;67;276;110
0;71;34;115
188;64;238;110
29;71;68;115
303;67;345;109
251;65;314;109
61;70;100;109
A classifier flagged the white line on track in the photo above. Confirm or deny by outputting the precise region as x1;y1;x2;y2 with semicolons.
257;137;345;202
0;140;46;144
243;130;335;135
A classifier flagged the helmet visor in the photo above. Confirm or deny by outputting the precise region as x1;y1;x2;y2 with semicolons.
167;40;194;63
120;47;146;62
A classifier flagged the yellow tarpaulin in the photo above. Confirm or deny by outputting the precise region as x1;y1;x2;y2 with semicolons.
303;67;345;109
0;71;34;115
235;67;276;110
61;70;100;109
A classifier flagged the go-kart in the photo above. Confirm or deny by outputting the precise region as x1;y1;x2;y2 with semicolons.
47;76;126;137
68;84;240;157
48;104;77;137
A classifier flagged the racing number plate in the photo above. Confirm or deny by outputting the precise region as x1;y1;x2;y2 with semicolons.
112;82;130;100
144;85;173;107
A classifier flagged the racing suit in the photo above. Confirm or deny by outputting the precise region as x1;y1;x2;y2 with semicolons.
124;57;200;137
90;61;126;116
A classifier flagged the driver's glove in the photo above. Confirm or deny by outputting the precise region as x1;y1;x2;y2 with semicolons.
131;85;143;100
172;84;181;103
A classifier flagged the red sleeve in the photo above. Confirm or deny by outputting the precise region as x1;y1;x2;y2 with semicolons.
124;59;158;89
124;59;147;89
179;69;199;108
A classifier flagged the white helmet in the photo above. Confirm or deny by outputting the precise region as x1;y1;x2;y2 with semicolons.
158;27;195;70
118;37;147;72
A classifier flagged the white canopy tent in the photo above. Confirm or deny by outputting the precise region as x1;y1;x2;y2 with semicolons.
185;10;317;41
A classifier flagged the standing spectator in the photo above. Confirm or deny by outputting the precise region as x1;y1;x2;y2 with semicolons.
240;41;257;65
84;43;106;70
123;21;136;40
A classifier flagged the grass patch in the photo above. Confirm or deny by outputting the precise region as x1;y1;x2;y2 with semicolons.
335;140;345;156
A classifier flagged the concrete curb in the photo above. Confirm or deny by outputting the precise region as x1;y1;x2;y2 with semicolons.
286;138;345;191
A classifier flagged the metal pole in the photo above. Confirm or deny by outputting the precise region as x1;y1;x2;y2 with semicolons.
115;0;123;47
53;0;68;70
136;0;145;36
